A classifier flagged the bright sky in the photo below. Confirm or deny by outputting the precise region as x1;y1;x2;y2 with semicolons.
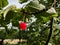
7;0;23;8
8;0;19;4
3;0;32;10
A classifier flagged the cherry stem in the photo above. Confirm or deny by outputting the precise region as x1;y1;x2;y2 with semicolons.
23;14;26;22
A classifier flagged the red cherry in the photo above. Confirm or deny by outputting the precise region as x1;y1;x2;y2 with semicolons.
19;22;27;31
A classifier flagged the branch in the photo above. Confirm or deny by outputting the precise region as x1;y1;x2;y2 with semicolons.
0;39;4;45
21;0;57;15
51;0;57;7
45;0;57;45
45;17;54;45
21;8;48;15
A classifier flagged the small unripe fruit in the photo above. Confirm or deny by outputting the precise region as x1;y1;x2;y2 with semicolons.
19;22;27;31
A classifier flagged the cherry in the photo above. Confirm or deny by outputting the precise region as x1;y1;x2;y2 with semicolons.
19;22;27;31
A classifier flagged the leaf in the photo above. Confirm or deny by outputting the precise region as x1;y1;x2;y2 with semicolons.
3;5;16;20
28;0;45;10
46;7;57;14
0;0;8;8
41;16;49;22
19;0;28;3
52;14;58;17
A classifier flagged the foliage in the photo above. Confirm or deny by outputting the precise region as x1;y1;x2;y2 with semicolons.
0;0;60;45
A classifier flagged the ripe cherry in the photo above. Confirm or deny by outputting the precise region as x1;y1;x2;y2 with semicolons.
19;22;27;31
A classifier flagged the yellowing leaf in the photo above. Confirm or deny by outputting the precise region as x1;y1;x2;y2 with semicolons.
52;14;58;17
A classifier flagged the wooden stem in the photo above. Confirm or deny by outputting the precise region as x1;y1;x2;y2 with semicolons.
0;39;4;45
45;17;54;45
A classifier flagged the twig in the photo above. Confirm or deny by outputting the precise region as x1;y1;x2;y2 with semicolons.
45;0;57;45
45;17;54;45
51;0;57;7
21;8;48;15
0;39;4;45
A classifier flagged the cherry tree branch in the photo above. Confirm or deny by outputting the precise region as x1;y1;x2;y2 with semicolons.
45;0;56;45
45;17;54;45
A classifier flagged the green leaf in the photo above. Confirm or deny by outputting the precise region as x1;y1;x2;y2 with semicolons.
19;0;28;3
52;14;58;17
0;0;8;8
28;0;45;10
